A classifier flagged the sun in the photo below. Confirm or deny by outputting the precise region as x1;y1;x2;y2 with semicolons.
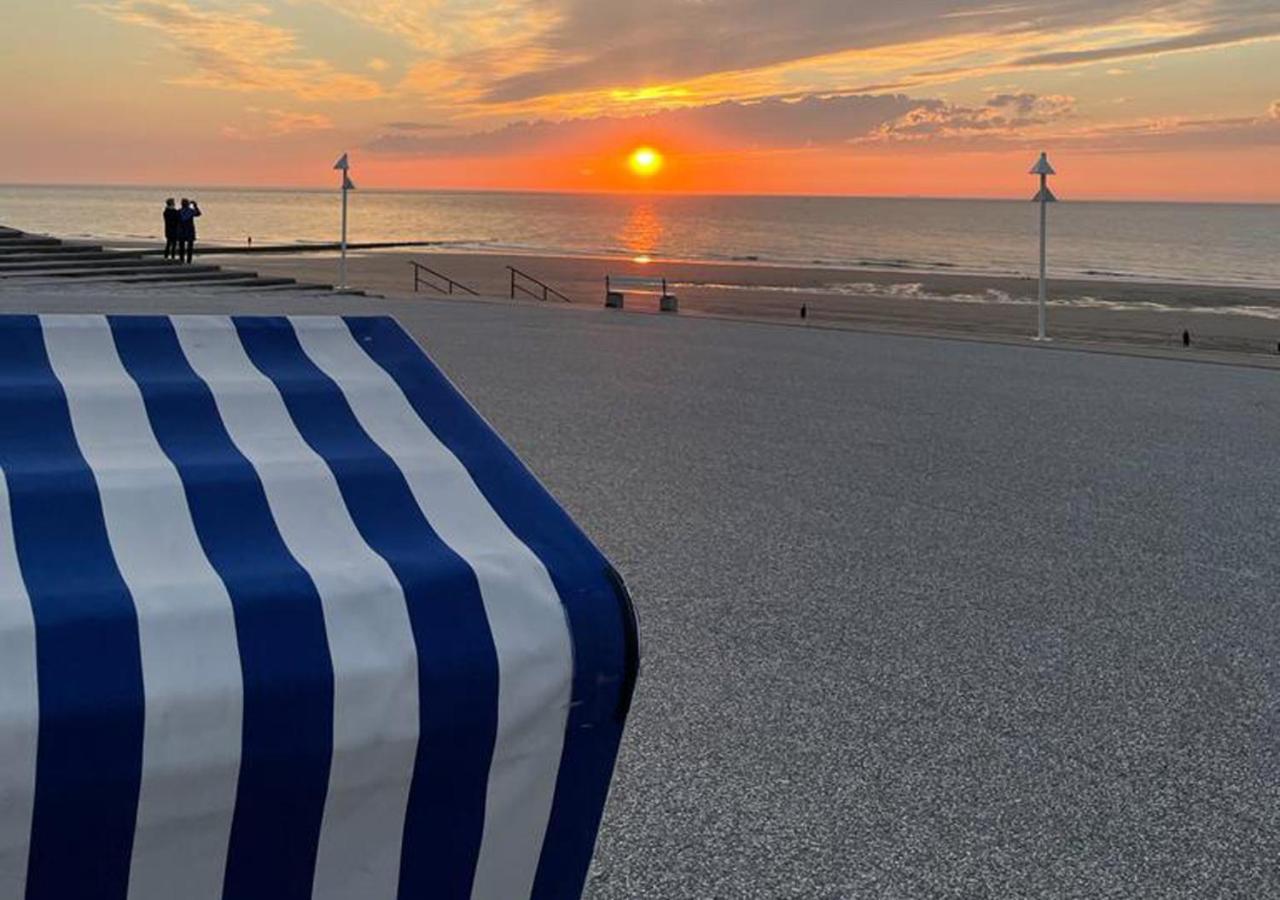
628;146;664;177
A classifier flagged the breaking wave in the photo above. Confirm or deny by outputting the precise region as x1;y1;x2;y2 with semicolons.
678;280;1280;321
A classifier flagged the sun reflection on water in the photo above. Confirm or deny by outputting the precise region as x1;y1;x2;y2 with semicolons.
620;201;662;262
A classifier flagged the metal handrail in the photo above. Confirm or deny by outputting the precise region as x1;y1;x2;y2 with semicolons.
508;265;572;303
410;260;478;296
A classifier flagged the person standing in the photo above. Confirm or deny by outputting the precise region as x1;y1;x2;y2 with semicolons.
162;198;180;260
178;197;201;264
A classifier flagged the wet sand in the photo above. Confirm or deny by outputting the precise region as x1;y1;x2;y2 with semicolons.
209;248;1280;357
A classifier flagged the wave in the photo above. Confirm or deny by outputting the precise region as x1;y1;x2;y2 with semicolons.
678;280;1280;320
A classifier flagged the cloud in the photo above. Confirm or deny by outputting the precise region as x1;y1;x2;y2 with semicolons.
80;0;1280;166
397;43;562;108
360;87;1275;160
986;93;1042;116
303;0;561;57
448;0;1280;105
366;91;1078;157
1008;20;1280;68
88;0;383;100
281;0;1276;131
222;107;334;140
1020;101;1280;152
261;108;334;134
871;93;1077;140
87;0;1278;139
383;121;448;131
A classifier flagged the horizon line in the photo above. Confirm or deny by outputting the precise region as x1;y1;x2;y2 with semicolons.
2;180;1278;207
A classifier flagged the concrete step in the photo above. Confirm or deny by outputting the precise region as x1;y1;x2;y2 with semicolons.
0;250;142;265
0;225;338;296
198;281;325;293
3;272;240;289
0;257;189;273
116;270;262;285
198;277;305;289
0;238;65;250
1;264;223;280
0;244;103;256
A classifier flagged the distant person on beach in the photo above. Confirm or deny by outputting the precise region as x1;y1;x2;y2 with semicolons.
178;197;201;264
162;198;179;260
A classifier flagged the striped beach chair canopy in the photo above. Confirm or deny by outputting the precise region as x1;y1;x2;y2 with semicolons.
0;314;638;900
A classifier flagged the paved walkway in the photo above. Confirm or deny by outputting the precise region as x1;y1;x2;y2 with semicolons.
3;288;1277;897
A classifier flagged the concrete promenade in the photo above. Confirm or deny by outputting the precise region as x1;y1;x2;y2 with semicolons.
2;285;1277;897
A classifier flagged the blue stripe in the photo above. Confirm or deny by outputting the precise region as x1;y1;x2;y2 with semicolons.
108;316;334;900
0;315;144;899
232;317;500;900
341;317;634;900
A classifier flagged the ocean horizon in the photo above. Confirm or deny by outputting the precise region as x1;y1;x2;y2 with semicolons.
2;183;1277;289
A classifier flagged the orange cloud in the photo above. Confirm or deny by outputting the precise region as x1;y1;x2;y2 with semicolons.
305;0;561;57
365;92;1086;161
443;0;1278;110
88;0;382;100
221;108;334;141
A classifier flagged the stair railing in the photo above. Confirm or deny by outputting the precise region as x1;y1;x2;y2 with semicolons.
410;260;479;296
507;265;572;303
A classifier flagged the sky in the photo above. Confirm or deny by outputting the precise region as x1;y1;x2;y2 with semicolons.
1;0;1277;200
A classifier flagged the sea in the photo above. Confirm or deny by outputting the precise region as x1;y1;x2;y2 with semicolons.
1;184;1277;289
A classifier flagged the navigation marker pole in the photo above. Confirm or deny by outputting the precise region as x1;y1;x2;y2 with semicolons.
1029;151;1057;341
334;152;355;289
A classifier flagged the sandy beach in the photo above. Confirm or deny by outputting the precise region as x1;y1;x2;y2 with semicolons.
192;246;1280;358
17;220;1280;360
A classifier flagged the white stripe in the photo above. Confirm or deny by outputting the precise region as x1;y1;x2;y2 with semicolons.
39;314;243;900
171;315;420;900
0;472;38;899
290;316;574;900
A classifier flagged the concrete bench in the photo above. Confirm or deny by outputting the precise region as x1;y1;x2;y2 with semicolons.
605;274;678;312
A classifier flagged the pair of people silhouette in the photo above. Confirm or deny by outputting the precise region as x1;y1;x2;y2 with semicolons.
162;198;201;263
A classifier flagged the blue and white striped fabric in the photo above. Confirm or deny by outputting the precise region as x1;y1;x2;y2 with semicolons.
0;314;637;900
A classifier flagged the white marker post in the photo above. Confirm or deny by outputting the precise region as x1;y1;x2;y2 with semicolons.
333;152;355;289
1029;152;1056;341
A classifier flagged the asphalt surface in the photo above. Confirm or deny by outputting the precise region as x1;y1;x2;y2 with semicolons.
4;287;1279;898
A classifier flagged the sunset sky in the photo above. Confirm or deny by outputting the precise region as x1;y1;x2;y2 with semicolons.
1;0;1277;199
